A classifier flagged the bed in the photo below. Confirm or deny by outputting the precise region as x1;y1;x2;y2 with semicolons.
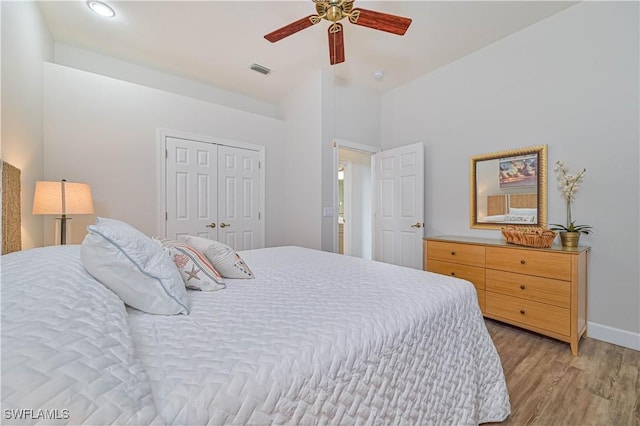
481;193;538;223
1;232;510;424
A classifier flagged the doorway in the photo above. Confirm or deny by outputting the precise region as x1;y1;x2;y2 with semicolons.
336;143;376;260
334;140;425;269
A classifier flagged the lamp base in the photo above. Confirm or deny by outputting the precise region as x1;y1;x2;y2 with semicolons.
55;216;72;245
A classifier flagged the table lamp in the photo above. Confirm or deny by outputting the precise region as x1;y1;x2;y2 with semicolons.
33;179;95;245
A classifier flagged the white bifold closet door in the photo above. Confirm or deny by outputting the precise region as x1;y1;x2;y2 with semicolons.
165;137;262;250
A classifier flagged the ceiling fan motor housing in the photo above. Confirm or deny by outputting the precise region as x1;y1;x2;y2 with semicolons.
316;0;354;23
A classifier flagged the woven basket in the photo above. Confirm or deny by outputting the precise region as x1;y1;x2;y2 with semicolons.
501;226;557;248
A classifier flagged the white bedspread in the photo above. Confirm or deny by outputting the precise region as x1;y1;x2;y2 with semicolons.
1;246;161;425
127;246;510;425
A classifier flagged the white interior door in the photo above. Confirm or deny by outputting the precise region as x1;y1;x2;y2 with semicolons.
217;145;262;250
164;135;264;250
373;142;424;269
166;137;218;240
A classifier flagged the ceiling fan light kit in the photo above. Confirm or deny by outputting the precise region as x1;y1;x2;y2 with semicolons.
264;0;412;65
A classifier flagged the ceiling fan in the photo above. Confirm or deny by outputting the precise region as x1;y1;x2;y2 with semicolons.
264;0;412;65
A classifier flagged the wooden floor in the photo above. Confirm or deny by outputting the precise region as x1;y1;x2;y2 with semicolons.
485;319;640;426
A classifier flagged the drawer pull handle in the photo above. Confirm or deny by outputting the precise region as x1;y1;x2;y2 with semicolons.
450;272;456;276
451;251;456;255
520;284;526;290
520;309;526;315
520;260;526;265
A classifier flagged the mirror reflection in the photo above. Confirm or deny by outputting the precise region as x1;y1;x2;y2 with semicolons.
470;145;547;229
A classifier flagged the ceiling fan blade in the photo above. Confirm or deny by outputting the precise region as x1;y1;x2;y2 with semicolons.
328;23;345;65
264;15;320;43
350;8;412;36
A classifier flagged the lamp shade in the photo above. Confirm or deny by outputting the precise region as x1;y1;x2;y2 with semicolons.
33;180;95;215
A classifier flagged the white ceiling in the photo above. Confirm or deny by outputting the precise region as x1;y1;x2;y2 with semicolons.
38;1;578;104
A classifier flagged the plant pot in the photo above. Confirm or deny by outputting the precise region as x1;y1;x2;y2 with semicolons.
559;231;580;248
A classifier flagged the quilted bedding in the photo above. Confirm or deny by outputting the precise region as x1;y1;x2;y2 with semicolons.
128;246;510;425
1;246;161;425
2;245;510;425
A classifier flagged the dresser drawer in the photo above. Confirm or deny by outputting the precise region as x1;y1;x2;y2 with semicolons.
427;260;485;291
427;260;485;312
486;247;571;281
427;241;485;267
486;269;570;308
486;292;570;336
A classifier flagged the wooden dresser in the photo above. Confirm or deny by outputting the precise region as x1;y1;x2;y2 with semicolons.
424;236;589;355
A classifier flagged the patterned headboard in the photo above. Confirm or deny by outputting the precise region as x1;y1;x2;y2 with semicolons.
509;193;537;209
1;160;22;254
487;193;537;216
487;195;508;216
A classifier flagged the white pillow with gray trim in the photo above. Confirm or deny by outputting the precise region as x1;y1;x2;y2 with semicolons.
81;217;189;315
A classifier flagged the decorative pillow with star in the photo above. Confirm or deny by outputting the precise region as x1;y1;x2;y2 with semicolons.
154;238;226;292
177;235;254;279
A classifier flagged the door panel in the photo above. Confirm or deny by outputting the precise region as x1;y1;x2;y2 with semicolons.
373;142;424;269
217;145;261;250
166;137;218;240
381;230;394;263
400;231;415;268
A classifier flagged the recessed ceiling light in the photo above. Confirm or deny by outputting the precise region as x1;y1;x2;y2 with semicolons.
87;1;115;18
373;71;385;81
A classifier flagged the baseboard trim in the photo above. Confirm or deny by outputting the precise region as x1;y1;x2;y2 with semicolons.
587;322;640;351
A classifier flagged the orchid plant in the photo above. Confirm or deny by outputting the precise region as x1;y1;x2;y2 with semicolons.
550;160;592;234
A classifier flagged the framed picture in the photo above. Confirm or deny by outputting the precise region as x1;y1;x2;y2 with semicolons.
499;154;537;188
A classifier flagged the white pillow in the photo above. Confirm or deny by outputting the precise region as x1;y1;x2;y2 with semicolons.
177;235;254;279
505;214;536;223
81;217;189;315
509;207;537;216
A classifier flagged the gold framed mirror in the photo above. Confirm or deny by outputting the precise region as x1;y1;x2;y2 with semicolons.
470;145;548;230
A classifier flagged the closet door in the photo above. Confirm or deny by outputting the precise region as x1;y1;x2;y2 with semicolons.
217;145;261;250
165;137;218;240
164;136;264;250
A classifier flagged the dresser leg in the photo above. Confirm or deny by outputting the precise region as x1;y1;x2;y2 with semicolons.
570;341;579;356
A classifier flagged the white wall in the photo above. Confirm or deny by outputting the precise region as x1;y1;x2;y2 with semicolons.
331;77;381;254
280;70;323;249
335;79;381;147
43;63;286;247
54;43;280;120
279;70;378;253
381;2;639;347
1;1;53;249
320;70;336;252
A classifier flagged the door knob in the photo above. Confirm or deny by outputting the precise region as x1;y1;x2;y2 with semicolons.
411;222;422;228
220;223;230;228
206;222;216;228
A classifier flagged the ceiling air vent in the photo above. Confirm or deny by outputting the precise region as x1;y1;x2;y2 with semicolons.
250;63;271;75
